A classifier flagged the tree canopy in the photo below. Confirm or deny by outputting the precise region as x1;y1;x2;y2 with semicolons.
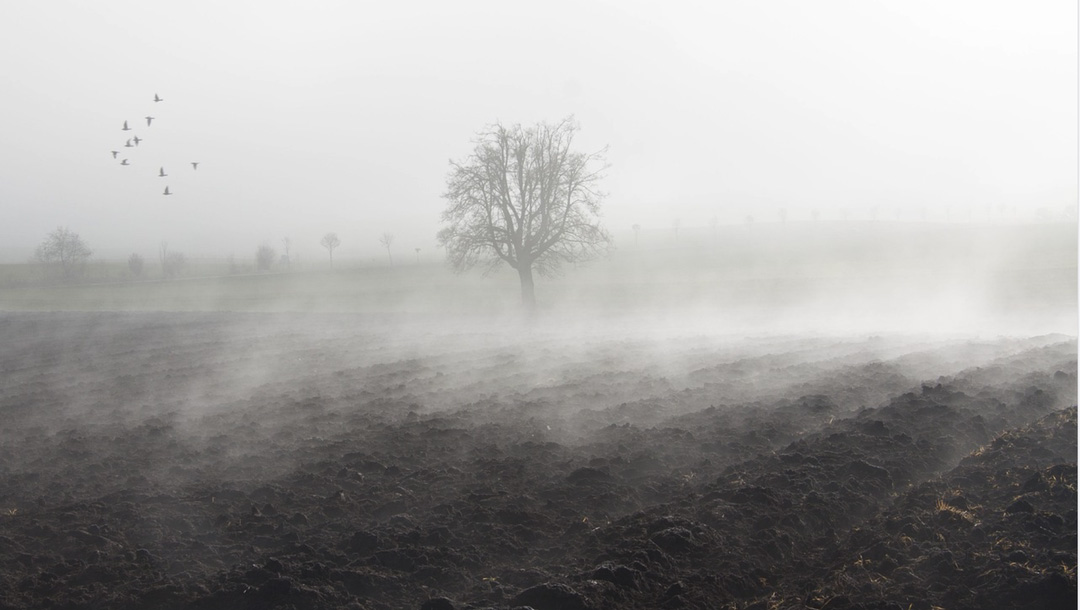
437;116;611;310
320;232;341;267
35;226;92;279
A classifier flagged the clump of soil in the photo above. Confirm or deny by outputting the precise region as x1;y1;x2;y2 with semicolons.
0;312;1074;609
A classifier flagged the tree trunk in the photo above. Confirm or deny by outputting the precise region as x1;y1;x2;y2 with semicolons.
517;264;536;313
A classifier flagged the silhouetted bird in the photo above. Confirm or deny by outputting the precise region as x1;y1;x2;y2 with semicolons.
120;159;130;165
145;116;155;126
111;151;119;158
122;120;131;131
163;186;171;195
154;93;163;102
191;162;199;170
124;139;133;148
159;167;167;177
133;135;142;146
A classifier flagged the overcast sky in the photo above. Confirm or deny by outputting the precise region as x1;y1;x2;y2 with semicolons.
1;1;1075;260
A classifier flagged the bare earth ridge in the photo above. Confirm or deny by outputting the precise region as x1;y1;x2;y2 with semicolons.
0;312;1075;609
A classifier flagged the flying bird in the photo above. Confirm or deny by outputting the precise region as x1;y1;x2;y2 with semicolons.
111;151;119;158
191;162;199;170
122;120;131;131
163;186;172;195
159;167;167;177
120;159;130;165
154;93;163;102
124;139;133;148
145;116;155;126
133;135;142;146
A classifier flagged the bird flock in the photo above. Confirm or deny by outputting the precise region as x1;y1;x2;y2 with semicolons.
112;93;199;196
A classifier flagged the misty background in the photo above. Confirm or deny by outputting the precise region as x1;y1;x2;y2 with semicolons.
1;1;1076;263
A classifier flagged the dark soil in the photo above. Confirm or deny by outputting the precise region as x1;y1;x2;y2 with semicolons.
0;312;1075;609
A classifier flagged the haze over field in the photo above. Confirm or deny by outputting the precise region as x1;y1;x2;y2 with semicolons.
0;5;1076;606
0;1;1075;263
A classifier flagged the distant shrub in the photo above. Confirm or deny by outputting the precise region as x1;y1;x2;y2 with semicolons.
256;244;276;272
162;251;186;278
128;253;144;278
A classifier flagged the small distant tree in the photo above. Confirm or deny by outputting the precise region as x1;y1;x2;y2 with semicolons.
632;223;641;246
415;247;421;263
128;253;144;278
811;209;821;222
162;251;186;278
35;226;92;279
281;237;292;268
255;243;276;272
320;232;340;268
777;208;788;224
672;218;681;241
379;232;394;266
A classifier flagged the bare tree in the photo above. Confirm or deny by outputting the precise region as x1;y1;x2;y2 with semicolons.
379;232;394;266
777;207;788;224
159;241;169;277
35;227;92;280
632;223;641;246
672;218;681;241
415;247;421;264
281;237;292;268
320;232;340;268
156;242;186;278
438;116;611;311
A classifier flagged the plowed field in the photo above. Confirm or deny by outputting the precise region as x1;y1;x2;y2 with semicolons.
0;312;1075;609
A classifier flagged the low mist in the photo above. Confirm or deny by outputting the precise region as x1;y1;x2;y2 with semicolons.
3;220;1074;337
1;2;1075;605
2;218;1076;609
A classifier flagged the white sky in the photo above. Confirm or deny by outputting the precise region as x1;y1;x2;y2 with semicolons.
1;1;1076;260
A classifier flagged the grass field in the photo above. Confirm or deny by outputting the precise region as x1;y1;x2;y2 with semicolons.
2;221;1075;336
